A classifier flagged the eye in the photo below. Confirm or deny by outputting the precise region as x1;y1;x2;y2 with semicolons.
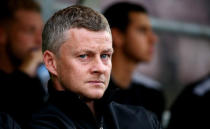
25;27;36;34
101;54;110;59
79;54;87;59
137;26;148;34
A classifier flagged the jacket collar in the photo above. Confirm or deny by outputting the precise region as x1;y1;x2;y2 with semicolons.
47;80;110;121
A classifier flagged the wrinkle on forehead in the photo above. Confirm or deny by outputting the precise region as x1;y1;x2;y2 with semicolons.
66;28;112;44
61;28;113;54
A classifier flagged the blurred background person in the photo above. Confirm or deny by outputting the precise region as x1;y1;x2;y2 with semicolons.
103;2;165;121
0;112;21;129
167;74;210;129
0;0;48;127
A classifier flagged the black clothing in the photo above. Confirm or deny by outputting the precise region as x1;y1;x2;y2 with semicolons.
28;80;162;129
167;75;210;129
106;78;165;121
0;112;21;129
0;70;47;127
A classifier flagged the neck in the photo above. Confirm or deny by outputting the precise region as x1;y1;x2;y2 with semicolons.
111;51;138;89
52;78;97;117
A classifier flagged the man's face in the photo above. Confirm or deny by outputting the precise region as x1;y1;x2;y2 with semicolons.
123;12;157;62
55;28;113;99
6;9;42;64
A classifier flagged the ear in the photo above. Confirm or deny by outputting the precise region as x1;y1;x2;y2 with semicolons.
43;50;58;76
111;28;125;48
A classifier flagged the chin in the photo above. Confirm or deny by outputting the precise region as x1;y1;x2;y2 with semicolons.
88;91;105;100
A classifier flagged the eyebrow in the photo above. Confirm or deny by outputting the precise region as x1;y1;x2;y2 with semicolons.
74;48;114;54
102;48;114;53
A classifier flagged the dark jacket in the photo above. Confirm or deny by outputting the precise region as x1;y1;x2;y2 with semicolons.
0;70;47;127
107;78;165;121
28;81;162;129
167;75;210;129
0;112;21;129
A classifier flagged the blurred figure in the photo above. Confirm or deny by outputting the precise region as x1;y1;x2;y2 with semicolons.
103;2;165;121
0;0;47;127
167;74;210;129
0;112;21;129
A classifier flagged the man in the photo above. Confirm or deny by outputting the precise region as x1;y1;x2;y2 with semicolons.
28;5;162;129
167;74;210;129
103;2;165;120
0;0;47;126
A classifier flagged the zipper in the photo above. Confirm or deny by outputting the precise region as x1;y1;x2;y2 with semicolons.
99;116;104;129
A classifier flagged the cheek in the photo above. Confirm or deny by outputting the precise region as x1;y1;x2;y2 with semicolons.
130;34;149;52
17;34;32;46
61;61;85;81
130;31;148;44
57;62;76;88
105;64;112;80
108;63;112;73
10;33;31;52
7;38;26;58
124;39;141;54
106;66;111;79
11;30;24;42
59;62;90;92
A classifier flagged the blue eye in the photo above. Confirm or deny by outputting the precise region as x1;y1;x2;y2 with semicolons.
79;54;87;59
101;54;109;59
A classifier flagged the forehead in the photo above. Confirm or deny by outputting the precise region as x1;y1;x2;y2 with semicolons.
62;28;112;52
128;12;150;27
13;9;42;25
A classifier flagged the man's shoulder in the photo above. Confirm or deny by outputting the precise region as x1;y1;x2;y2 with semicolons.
132;72;162;91
176;75;210;99
28;104;76;129
130;81;165;99
28;102;162;129
108;101;162;129
109;101;147;113
0;112;21;129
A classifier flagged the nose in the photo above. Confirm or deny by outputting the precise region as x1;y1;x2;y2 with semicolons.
90;56;107;74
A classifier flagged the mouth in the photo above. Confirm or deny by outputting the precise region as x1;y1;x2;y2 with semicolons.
87;80;105;86
88;80;104;84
